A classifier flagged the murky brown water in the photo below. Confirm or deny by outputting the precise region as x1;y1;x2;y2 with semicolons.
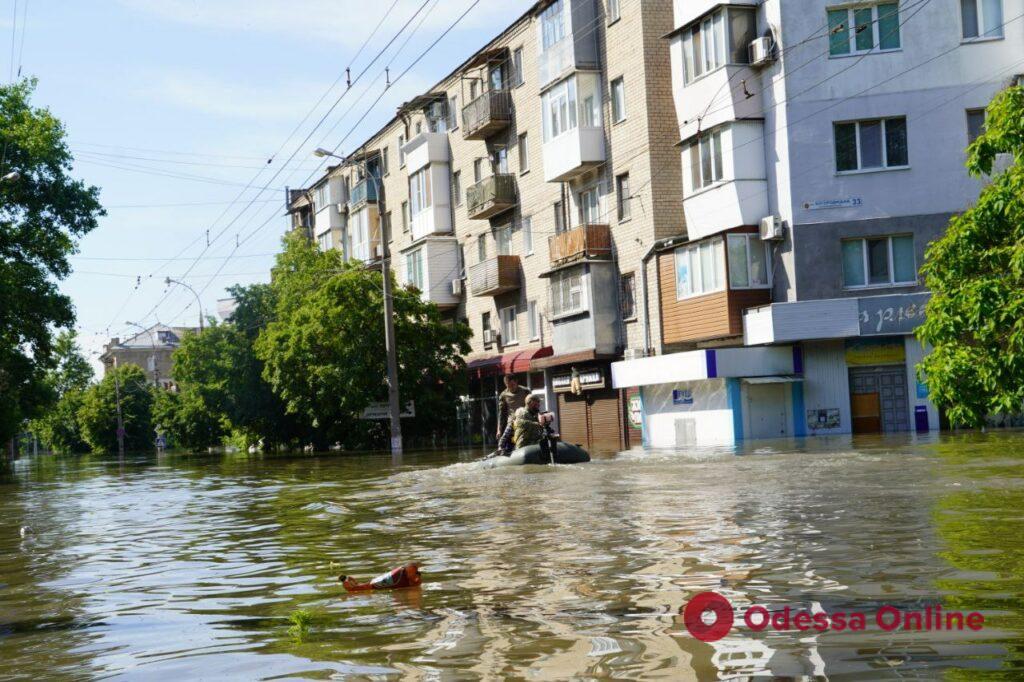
1;432;1023;680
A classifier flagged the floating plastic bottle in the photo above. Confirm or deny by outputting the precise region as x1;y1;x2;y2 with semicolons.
340;563;421;592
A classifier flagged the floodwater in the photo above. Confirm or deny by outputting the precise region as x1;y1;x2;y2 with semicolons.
1;433;1023;680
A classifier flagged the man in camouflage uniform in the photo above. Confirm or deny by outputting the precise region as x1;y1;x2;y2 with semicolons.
496;374;531;443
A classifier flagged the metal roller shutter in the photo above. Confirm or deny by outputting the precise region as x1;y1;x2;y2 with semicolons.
589;389;623;450
558;393;589;448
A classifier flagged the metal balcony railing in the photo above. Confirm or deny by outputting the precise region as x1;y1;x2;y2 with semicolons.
466;174;517;220
461;90;513;140
348;177;379;208
467;255;521;296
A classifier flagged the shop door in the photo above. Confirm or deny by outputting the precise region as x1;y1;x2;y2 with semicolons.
557;389;625;451
850;368;909;433
558;393;589;447
746;383;789;440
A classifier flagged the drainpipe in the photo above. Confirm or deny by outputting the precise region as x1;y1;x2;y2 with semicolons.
640;236;687;356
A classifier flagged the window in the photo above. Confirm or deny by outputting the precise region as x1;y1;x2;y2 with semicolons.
611;77;626;123
401;201;409;233
453;170;462;206
351;208;371;261
482;312;492;341
512;47;524;87
518;133;530;173
381;147;389;175
541;73;602;143
500;306;518;344
834;117;908;172
680;7;756;83
551;269;586;317
961;0;1004;39
528;300;540;339
490;64;505;92
406;249;424;291
409;167;432;215
315;183;329;210
470;79;479;101
492;146;509;174
398;134;405;167
620;273;636;320
674;239;725;299
495;224;513;255
473;158;484;183
967;108;986;143
477;234;487;262
616;173;631;221
522;215;533;255
540;0;566;51
415;121;422;135
608;0;621;23
827;3;900;57
689;130;724;189
554;200;565;233
726;234;770;289
317;232;332;252
842;235;916;287
579;187;600;224
448;96;458;129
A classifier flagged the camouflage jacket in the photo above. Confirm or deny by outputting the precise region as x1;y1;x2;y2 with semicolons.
512;407;546;449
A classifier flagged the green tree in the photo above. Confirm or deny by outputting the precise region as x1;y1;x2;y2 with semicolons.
152;388;226;452
255;235;471;449
0;80;104;443
917;85;1024;426
28;331;94;453
77;365;155;453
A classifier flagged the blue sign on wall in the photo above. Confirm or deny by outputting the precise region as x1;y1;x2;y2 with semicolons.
672;389;693;405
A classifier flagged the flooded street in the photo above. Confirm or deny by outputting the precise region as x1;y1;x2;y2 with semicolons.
1;433;1023;680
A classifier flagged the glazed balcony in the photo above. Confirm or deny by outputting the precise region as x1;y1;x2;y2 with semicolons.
468;255;521;296
548;223;612;266
348;177;379;209
466;174;517;220
461;90;513;140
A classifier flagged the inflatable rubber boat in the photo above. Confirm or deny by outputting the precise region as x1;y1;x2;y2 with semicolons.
482;441;591;467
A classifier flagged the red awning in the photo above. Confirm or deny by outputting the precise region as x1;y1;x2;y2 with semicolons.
466;347;553;379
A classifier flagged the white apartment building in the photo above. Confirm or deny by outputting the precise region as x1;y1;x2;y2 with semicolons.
613;0;1023;446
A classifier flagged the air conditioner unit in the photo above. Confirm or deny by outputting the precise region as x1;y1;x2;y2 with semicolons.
372;244;383;259
482;329;498;345
748;36;776;67
622;348;647;361
759;215;784;241
451;278;464;296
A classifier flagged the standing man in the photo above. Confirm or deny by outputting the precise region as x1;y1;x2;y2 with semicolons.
496;374;531;445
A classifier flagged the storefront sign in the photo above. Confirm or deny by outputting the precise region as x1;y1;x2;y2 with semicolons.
845;338;906;367
858;293;930;336
672;389;694;405
804;197;863;210
628;395;642;429
807;409;840;430
552;368;606;393
360;401;416;419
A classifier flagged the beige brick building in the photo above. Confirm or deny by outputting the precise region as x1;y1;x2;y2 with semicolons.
288;0;683;450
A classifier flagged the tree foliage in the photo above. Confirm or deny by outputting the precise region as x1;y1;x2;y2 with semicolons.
28;331;93;453
153;388;226;452
77;365;154;453
0;79;104;442
917;85;1024;426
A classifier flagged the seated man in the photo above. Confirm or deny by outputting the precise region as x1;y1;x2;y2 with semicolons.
498;394;556;457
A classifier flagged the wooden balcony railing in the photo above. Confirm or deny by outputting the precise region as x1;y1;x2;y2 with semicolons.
548;223;612;266
466;174;517;220
467;255;521;296
461;90;513;140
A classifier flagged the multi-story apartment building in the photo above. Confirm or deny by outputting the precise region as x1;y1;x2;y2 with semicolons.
100;324;198;390
287;0;683;450
613;0;1023;446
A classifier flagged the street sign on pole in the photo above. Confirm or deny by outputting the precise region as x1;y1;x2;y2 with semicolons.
360;402;415;420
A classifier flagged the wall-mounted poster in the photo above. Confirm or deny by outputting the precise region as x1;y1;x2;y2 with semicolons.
845;337;906;366
672;388;693;405
807;408;840;430
628;395;642;429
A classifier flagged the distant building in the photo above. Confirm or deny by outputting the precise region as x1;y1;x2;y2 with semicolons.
217;297;239;322
99;324;199;390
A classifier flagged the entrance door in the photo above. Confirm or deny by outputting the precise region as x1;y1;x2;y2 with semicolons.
557;389;625;451
849;367;909;433
746;383;789;440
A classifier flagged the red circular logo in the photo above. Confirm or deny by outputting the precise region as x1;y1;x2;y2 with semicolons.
683;592;734;642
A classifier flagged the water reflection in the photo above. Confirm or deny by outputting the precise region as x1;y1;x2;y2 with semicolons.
0;433;1022;679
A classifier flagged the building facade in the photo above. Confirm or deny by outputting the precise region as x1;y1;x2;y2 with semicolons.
100;325;198;390
288;0;684;450
612;0;1022;446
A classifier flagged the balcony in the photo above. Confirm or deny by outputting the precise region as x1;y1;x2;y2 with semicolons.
468;255;521;297
466;174;517;220
348;177;379;209
549;223;612;266
542;126;605;183
461;90;512;140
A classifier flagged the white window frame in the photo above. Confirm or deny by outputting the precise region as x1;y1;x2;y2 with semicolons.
616;172;631;222
512;47;525;87
726;233;771;290
827;3;902;57
539;0;567;52
381;147;389;176
500;305;518;345
409;167;431;216
674;238;726;300
542;77;577;142
448;96;459;130
522;215;534;255
611;76;626;123
578;186;601;225
834;117;909;173
351;208;370;261
608;0;621;24
689;130;724;190
315;183;329;211
453;170;462;207
398;134;405;167
551;269;587;318
317;232;331;252
406;248;425;291
842;235;917;289
528;300;540;340
960;0;1004;40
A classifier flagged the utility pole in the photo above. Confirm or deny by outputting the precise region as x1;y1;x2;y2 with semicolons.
314;147;403;456
112;357;125;461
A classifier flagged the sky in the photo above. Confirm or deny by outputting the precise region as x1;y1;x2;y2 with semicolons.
9;0;535;373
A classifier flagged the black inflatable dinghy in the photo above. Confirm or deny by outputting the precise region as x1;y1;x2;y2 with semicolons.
483;441;591;467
